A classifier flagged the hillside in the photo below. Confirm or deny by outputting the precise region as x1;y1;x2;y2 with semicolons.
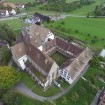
70;0;105;15
4;0;35;3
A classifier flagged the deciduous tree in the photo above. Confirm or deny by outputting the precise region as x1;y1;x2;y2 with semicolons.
0;66;21;89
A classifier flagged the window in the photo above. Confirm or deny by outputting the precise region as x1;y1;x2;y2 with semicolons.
64;71;67;77
67;75;70;80
60;70;63;75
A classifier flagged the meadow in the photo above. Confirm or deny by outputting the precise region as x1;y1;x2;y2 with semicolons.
45;17;105;49
70;0;105;15
0;19;21;29
4;0;35;3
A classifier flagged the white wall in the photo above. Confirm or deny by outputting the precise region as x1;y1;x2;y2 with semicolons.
38;46;43;51
18;55;27;70
11;9;16;15
22;5;25;9
6;10;9;16
47;62;59;86
44;32;54;43
60;69;73;84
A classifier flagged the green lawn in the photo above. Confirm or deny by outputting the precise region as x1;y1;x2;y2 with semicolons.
32;84;61;97
0;18;30;36
21;72;61;97
16;93;42;105
57;78;70;89
45;17;105;48
21;72;35;88
0;19;21;29
51;51;68;66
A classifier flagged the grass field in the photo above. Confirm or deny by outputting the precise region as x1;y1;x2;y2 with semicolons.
70;0;105;15
0;18;30;36
5;0;35;3
51;51;68;66
45;17;105;49
21;72;61;97
0;19;21;29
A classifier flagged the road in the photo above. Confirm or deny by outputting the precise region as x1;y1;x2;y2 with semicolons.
90;90;101;105
0;13;27;21
0;12;105;22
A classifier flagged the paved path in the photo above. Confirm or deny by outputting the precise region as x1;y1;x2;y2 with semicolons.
14;83;46;101
90;90;101;105
14;65;89;102
0;13;27;21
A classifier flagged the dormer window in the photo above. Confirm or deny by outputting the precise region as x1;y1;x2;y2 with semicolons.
48;38;51;41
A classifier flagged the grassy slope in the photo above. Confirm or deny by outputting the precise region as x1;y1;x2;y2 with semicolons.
21;72;61;97
64;17;105;38
17;93;42;105
66;0;77;3
56;67;105;105
70;0;105;15
4;0;35;3
0;19;21;29
0;19;21;36
45;17;105;48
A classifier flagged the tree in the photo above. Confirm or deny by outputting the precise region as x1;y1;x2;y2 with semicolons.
6;5;12;11
90;56;100;68
87;12;90;18
42;100;56;105
0;23;15;45
0;66;21;89
70;92;79;102
61;21;65;25
61;96;67;105
2;91;21;105
15;8;21;14
0;46;11;65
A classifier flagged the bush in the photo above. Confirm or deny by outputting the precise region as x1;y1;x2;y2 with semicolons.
75;29;79;33
87;33;91;37
70;92;79;102
61;96;67;105
2;91;21;105
61;21;65;25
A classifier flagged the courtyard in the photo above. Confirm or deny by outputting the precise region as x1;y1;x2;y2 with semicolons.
50;51;68;66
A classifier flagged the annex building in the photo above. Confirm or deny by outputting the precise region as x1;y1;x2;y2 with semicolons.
11;24;92;89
